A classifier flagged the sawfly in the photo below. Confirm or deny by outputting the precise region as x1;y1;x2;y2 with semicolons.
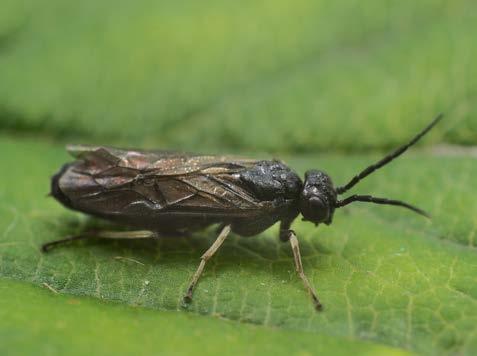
43;115;442;310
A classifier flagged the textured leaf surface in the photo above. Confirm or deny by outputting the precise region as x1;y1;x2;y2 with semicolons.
0;0;476;151
1;279;409;356
1;1;477;354
1;136;476;355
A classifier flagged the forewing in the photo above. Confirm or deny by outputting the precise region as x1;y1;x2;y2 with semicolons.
63;145;265;217
67;144;256;175
154;174;261;211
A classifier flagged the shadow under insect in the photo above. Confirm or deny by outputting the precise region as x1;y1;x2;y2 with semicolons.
44;217;325;269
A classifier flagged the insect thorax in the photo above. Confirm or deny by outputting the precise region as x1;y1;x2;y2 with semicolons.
238;160;303;202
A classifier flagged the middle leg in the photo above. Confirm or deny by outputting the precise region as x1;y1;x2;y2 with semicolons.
183;224;231;303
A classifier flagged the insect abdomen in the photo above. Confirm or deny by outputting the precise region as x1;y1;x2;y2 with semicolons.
50;163;75;209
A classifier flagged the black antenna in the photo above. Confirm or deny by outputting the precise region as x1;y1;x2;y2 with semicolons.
336;114;443;194
336;194;430;218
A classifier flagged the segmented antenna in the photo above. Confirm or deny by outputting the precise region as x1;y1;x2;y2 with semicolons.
336;194;430;218
336;114;443;194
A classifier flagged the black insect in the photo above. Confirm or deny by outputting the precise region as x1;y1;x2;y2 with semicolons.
43;115;442;310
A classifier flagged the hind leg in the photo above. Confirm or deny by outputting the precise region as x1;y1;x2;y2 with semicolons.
41;230;158;252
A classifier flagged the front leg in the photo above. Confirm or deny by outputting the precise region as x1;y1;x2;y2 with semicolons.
287;230;323;311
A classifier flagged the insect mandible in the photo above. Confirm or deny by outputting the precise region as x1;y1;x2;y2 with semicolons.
43;115;442;310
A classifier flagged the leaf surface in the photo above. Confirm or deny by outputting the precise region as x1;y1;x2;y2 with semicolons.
1;278;409;356
1;1;476;354
1;136;476;355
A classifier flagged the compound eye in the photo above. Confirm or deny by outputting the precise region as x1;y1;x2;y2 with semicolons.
308;196;329;222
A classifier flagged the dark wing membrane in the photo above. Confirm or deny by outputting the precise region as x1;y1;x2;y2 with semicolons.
67;144;256;176
60;145;266;219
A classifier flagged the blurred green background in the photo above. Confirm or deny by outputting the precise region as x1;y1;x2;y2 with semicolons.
1;1;476;355
1;0;476;151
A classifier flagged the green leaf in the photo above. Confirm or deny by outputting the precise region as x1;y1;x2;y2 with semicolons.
0;0;476;151
1;136;476;355
1;1;476;354
1;279;409;356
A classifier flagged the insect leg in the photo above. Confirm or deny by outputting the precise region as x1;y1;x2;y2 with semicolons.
288;231;323;311
279;220;293;242
183;224;231;304
41;230;157;252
